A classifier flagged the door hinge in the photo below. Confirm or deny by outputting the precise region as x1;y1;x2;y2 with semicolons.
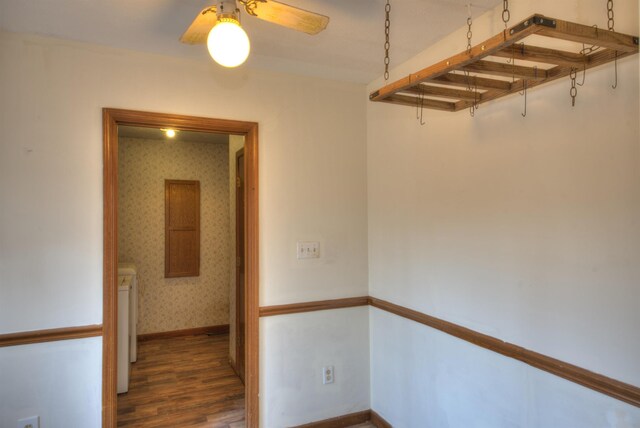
236;176;242;188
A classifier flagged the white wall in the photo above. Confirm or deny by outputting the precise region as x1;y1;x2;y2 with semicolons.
0;337;102;428
0;30;368;427
261;307;370;427
371;309;640;428
367;0;640;425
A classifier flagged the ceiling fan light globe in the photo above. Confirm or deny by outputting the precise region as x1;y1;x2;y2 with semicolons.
207;20;250;68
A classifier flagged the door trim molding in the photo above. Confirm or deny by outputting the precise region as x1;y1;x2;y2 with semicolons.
235;147;246;382
0;325;102;347
103;108;259;427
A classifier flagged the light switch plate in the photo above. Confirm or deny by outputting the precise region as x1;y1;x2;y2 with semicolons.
17;416;39;428
297;241;320;259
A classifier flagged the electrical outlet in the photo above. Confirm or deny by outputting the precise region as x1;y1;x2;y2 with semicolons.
322;366;334;384
17;416;39;428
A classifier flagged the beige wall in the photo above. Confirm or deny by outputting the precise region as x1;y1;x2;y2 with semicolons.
118;136;230;334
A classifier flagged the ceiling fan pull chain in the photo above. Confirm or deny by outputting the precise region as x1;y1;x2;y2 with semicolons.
384;0;391;81
502;0;510;28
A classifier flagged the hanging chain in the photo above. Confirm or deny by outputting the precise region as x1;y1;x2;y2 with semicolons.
416;87;426;125
502;0;510;28
612;51;618;89
463;70;478;117
607;0;618;88
472;82;478;116
384;0;391;80
580;26;601;55
464;3;476;116
521;80;527;117
569;68;578;107
466;6;473;53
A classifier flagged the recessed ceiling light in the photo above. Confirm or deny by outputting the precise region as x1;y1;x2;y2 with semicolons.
163;129;177;138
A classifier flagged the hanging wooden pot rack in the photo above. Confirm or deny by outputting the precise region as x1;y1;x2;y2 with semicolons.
369;14;639;112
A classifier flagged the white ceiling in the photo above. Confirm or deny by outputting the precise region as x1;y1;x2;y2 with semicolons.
0;0;500;83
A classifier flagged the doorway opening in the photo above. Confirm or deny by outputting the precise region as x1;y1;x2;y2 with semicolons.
103;109;259;427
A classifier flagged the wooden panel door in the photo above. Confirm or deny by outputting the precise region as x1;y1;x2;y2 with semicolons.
165;180;200;278
235;149;245;383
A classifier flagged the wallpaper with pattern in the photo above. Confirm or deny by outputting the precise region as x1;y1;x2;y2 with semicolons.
118;136;230;334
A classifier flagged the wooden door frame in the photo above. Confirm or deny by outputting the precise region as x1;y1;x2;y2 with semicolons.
102;108;259;427
235;147;245;382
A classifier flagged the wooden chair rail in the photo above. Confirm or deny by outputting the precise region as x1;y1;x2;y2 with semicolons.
0;325;102;347
367;297;640;408
260;296;640;408
259;296;369;317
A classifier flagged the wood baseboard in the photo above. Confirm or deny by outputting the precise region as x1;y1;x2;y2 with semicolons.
0;325;102;347
293;409;392;428
259;297;369;317
370;410;392;428
228;357;245;385
294;410;372;428
137;324;229;342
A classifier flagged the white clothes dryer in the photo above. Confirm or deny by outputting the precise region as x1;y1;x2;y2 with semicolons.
117;275;130;393
118;263;138;362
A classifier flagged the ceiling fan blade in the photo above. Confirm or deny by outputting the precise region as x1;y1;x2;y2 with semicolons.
247;0;329;35
180;6;218;45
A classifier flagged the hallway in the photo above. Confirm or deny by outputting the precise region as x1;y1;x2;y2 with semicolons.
117;334;245;427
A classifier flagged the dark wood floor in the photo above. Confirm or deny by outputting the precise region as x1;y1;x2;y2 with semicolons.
117;333;245;427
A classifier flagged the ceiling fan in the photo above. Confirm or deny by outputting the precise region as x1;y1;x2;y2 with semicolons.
180;0;330;67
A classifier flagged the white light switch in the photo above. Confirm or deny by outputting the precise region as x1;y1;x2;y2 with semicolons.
297;241;320;259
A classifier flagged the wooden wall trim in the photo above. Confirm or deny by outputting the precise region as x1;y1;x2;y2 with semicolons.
292;409;392;428
370;410;392;428
103;109;118;428
368;297;640;408
138;325;229;342
259;297;369;317
244;121;260;428
229;357;242;381
0;325;102;348
259;295;639;408
294;410;371;428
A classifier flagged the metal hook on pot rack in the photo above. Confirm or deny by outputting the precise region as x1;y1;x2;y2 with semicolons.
520;80;527;118
611;51;618;89
415;86;426;126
